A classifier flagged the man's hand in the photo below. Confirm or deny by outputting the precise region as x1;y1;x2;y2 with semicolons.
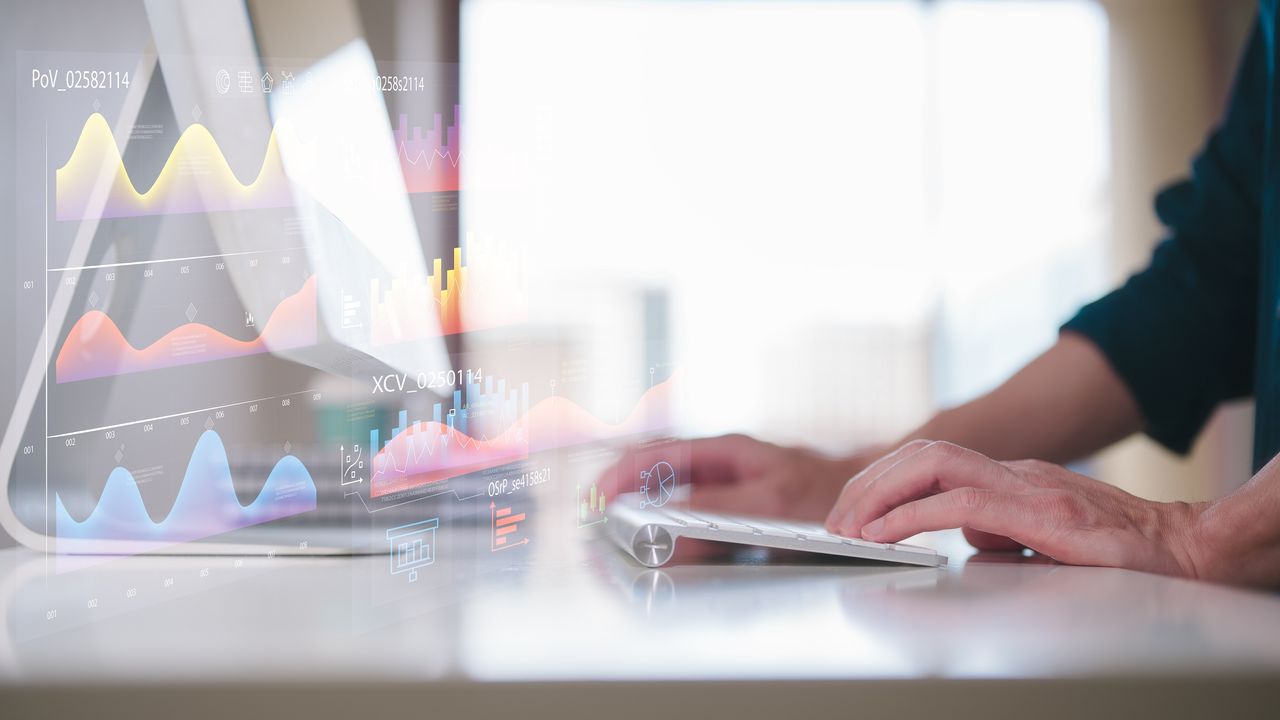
605;434;875;522
824;440;1206;577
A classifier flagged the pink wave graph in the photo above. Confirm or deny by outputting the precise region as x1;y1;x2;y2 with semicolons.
371;378;674;497
55;276;317;383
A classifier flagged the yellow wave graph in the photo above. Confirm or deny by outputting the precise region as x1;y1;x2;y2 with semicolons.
56;113;292;221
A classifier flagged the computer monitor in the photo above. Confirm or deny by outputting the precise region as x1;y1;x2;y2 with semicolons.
0;0;462;556
0;0;678;565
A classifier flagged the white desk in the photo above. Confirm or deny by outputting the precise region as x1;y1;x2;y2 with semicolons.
1;527;1278;719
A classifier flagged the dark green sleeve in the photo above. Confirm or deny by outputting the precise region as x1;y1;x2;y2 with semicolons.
1061;22;1266;454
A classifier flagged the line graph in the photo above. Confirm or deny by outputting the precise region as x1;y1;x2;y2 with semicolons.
394;107;461;193
370;374;531;496
55;275;317;383
55;113;293;221
55;429;317;550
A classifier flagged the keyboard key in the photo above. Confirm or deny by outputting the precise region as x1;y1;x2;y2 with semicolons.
886;542;937;556
653;507;710;528
769;520;839;540
681;510;757;533
749;520;802;539
841;536;891;551
794;530;844;545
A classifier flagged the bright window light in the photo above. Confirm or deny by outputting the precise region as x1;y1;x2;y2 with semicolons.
463;0;1109;452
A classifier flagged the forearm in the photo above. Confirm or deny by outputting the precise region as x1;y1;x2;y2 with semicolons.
900;333;1145;464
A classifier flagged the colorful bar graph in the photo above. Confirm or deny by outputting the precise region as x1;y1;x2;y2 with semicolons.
368;234;528;347
370;247;466;345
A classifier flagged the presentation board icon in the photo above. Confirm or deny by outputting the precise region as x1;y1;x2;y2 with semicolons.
386;518;438;582
640;461;677;509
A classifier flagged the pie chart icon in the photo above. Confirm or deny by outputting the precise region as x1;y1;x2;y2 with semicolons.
640;461;677;508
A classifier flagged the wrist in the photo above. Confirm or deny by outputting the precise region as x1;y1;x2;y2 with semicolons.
1157;499;1216;581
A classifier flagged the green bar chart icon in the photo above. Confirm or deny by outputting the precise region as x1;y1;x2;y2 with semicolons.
577;482;607;527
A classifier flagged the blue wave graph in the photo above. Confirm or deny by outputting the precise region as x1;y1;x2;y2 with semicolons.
55;430;317;548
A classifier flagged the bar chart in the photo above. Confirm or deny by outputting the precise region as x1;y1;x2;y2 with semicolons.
370;247;466;343
369;236;528;346
577;482;607;528
490;502;527;551
394;107;461;194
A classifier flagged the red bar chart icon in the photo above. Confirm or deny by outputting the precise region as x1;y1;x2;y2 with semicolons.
490;501;529;551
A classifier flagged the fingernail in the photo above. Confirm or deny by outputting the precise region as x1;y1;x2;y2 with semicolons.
862;518;885;539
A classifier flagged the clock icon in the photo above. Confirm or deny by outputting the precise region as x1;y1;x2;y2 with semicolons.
639;461;677;508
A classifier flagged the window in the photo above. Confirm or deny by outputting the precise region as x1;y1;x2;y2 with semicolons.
463;0;1109;451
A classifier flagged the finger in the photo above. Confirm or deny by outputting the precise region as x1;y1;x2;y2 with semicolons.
825;440;930;527
834;441;1017;537
860;487;1033;544
827;439;947;533
825;439;931;531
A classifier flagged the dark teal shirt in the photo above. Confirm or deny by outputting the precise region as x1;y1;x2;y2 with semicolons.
1062;8;1280;471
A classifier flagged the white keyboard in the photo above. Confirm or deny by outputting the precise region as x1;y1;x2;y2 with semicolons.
608;493;947;569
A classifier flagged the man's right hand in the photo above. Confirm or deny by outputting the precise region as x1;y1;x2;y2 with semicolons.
602;434;876;523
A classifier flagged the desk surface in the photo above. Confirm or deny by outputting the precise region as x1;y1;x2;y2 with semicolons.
2;526;1280;718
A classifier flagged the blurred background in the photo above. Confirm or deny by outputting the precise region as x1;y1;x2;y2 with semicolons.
0;0;1259;546
463;0;1257;504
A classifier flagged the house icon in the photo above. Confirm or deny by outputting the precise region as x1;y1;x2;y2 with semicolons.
261;72;273;93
